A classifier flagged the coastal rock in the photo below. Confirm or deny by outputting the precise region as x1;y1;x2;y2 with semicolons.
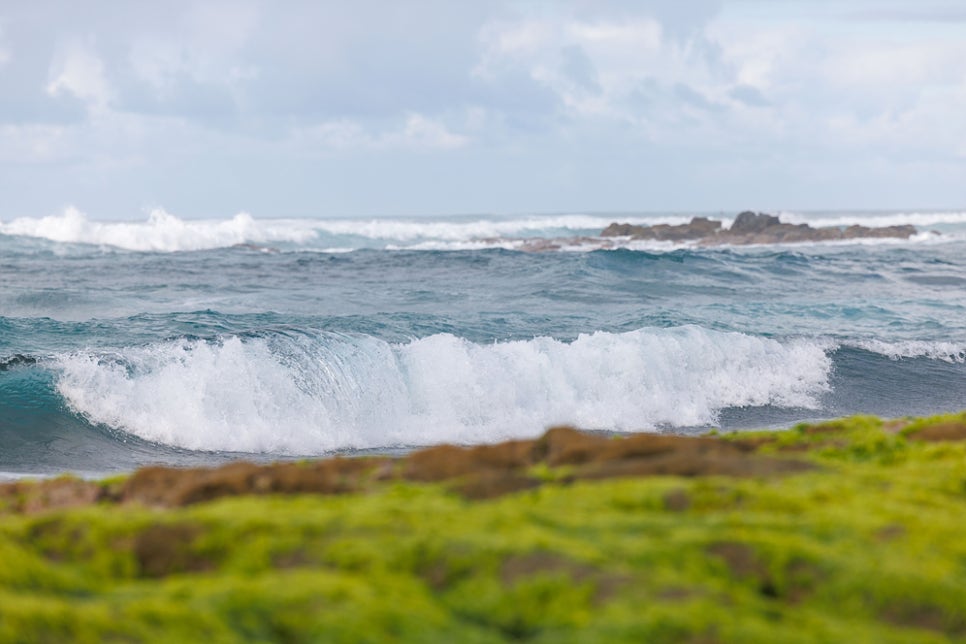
730;211;781;234
601;211;916;246
601;217;722;241
842;224;917;239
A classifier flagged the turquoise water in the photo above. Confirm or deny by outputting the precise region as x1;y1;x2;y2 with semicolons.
2;209;965;476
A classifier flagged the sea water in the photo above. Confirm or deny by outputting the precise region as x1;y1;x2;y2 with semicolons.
2;208;965;477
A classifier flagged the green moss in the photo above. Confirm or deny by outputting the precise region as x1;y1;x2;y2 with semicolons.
3;413;966;641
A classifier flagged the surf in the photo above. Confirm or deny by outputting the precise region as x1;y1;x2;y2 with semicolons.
52;326;832;454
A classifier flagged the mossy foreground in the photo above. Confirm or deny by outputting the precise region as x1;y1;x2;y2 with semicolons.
3;414;966;643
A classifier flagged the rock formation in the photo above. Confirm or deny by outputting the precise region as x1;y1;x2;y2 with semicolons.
601;211;916;246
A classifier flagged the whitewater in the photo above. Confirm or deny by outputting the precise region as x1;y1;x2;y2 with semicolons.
2;207;965;477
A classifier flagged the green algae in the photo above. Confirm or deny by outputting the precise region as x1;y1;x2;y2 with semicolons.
2;414;966;642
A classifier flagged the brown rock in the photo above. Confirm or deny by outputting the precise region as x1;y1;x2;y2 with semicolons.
134;522;212;578
603;212;918;246
5;478;103;514
842;224;916;239
0;424;820;510
601;222;644;237
121;457;386;507
730;211;781;234
906;422;966;442
600;217;721;241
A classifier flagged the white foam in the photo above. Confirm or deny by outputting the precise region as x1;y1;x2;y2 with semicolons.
0;207;317;252
850;339;966;363
778;210;966;230
55;327;832;454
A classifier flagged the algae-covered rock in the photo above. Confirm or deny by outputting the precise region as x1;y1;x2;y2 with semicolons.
2;412;966;642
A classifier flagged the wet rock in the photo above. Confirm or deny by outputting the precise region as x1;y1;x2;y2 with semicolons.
121;457;387;507
906;422;966;442
601;217;721;241
3;477;103;514
730;211;780;234
602;212;917;246
842;224;917;239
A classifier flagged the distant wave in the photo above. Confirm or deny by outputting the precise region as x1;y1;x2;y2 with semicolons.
0;207;317;252
3;206;964;253
847;339;966;363
54;326;832;454
778;210;966;229
0;207;670;252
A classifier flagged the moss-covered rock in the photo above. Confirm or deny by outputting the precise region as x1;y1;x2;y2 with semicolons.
2;412;966;642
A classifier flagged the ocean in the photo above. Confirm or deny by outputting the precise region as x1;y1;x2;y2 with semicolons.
2;208;965;479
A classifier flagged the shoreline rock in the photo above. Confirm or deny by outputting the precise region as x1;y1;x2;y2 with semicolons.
601;211;917;245
4;413;966;513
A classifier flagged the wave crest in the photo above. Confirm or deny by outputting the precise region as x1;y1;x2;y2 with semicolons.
54;327;832;453
0;207;317;252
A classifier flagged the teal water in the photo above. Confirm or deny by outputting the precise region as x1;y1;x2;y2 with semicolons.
2;210;965;476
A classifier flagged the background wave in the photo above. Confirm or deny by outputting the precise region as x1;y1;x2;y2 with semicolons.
3;207;964;253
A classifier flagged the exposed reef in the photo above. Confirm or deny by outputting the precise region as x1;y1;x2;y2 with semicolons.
602;211;917;245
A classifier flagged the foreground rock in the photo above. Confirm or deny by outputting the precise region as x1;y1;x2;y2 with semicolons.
1;426;814;512
602;211;917;245
3;412;966;642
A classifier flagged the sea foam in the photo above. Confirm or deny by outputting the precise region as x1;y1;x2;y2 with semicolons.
849;339;966;363
55;327;832;454
0;207;317;252
0;208;698;252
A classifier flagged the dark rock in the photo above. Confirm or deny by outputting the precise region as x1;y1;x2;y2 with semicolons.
842;224;916;239
602;212;917;246
600;223;642;237
730;211;781;233
906;422;966;442
134;522;212;578
601;217;722;241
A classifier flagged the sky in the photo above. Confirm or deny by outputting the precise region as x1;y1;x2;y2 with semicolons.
1;0;964;220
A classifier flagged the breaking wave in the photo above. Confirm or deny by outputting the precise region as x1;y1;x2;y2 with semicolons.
0;207;317;252
848;339;966;363
54;326;832;454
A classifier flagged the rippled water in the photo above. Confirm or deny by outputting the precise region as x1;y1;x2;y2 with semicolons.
2;209;964;477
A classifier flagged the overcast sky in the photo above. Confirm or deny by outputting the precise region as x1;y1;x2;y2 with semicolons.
1;0;964;219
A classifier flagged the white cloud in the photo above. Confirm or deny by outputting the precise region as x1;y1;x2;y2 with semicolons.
822;40;966;88
0;27;9;67
128;1;259;103
396;114;470;150
1;1;965;217
300;113;469;152
0;124;69;163
46;41;113;110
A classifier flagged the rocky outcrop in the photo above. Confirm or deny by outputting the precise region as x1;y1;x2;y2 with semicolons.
601;216;722;241
601;211;916;246
0;426;815;511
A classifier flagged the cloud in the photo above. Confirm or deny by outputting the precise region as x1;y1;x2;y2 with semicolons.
300;113;470;152
728;84;769;107
0;123;70;163
0;27;9;67
46;40;113;110
0;0;965;217
845;4;966;22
